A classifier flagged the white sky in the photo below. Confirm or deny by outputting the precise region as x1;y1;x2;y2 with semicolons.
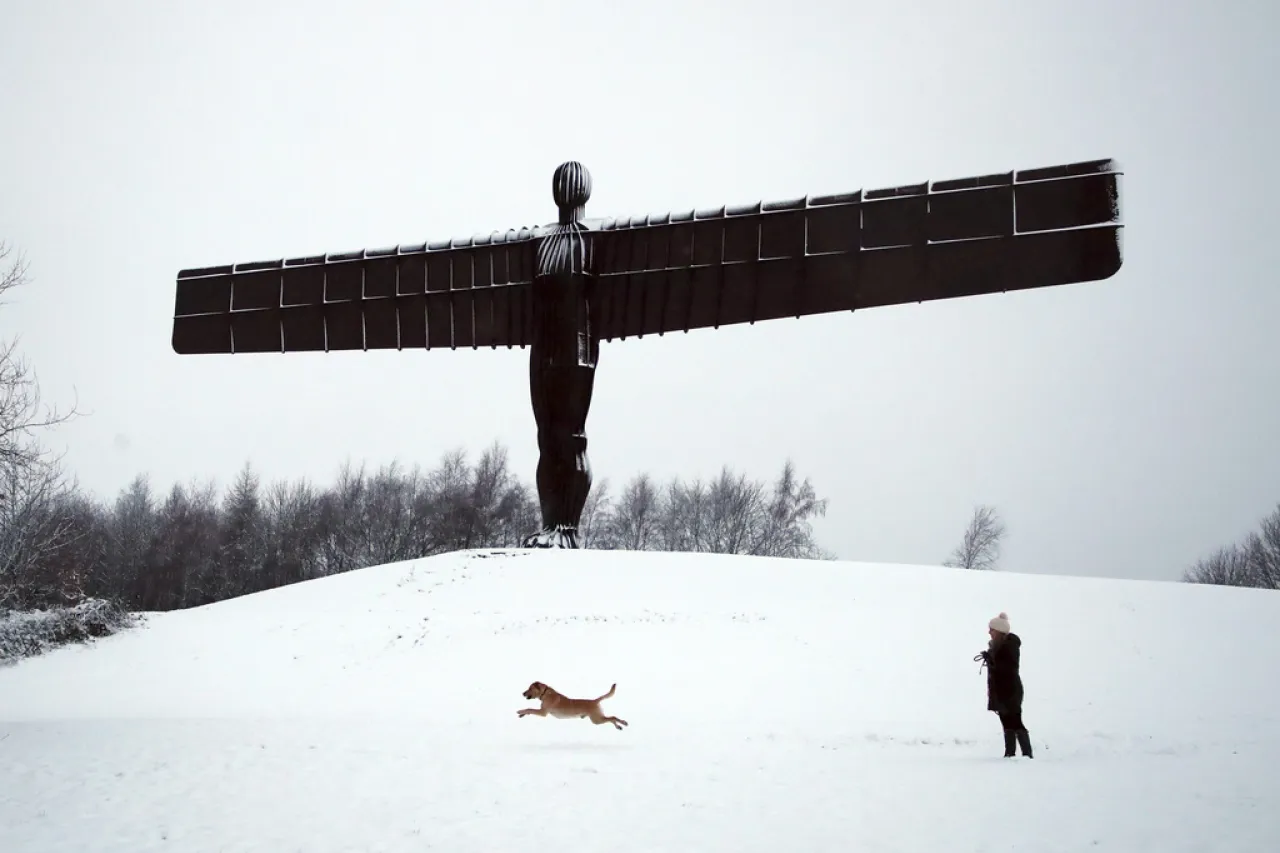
2;0;1277;582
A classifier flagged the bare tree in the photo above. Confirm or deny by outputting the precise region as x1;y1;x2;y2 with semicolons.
944;505;1007;571
40;491;111;603
106;475;160;608
754;459;831;559
262;476;324;587
315;460;367;576
0;244;79;469
698;467;764;555
0;243;82;608
1242;504;1280;590
1184;503;1280;590
608;473;662;550
577;476;611;549
359;459;421;566
0;463;83;608
1182;543;1254;586
467;441;533;548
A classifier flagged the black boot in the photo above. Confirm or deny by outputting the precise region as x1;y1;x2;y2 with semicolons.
1003;729;1017;758
1016;729;1033;758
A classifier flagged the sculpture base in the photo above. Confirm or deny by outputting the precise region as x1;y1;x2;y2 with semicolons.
523;526;580;549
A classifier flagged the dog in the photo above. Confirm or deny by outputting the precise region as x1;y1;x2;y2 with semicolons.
517;681;629;730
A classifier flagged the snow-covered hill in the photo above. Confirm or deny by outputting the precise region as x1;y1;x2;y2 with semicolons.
1;549;1277;852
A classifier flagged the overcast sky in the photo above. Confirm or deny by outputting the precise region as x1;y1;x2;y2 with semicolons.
2;0;1277;583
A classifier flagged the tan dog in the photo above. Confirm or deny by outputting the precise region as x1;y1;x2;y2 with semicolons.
517;681;629;730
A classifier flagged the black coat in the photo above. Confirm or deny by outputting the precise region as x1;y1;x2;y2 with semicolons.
985;632;1024;713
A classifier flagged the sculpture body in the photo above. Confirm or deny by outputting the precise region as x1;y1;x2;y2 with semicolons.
526;162;598;547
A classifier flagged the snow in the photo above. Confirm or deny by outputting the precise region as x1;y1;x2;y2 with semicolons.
1;548;1277;852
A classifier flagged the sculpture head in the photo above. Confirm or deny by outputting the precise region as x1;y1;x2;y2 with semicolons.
552;161;592;223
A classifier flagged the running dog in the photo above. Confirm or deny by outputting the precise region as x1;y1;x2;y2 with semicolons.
517;681;629;730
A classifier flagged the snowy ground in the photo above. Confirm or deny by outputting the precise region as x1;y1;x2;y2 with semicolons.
1;549;1277;852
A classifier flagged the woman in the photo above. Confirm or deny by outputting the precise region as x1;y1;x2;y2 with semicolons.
979;612;1032;758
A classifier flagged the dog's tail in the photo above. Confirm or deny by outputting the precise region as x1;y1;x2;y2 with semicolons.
595;683;617;702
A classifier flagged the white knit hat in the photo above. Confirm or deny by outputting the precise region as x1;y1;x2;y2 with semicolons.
988;612;1011;634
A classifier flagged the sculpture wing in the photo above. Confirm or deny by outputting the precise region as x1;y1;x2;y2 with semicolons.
589;159;1123;342
171;228;541;354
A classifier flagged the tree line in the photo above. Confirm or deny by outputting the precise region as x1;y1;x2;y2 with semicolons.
3;447;832;614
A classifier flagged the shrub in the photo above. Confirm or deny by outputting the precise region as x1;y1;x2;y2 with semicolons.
0;598;138;665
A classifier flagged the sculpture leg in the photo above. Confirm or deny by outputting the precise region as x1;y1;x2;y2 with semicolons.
524;355;596;549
